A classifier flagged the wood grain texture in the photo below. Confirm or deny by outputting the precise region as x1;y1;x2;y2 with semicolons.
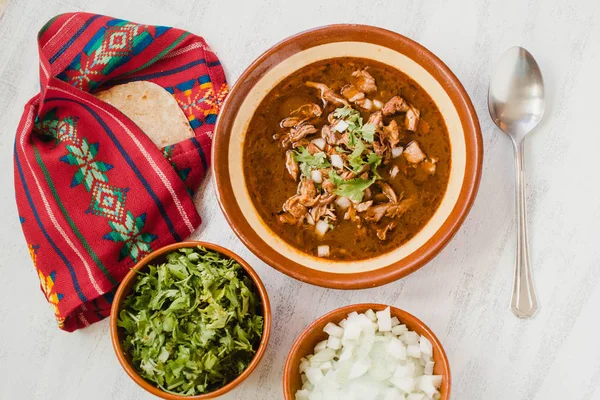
0;0;599;399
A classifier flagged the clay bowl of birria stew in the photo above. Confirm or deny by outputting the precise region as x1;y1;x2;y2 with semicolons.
213;25;482;289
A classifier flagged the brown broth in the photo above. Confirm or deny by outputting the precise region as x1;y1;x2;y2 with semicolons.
243;57;451;260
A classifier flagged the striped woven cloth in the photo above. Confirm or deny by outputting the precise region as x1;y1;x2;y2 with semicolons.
13;13;228;331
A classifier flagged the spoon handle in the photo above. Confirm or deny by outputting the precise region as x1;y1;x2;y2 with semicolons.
511;142;539;318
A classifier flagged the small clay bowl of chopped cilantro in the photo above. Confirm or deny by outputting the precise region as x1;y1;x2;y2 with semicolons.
110;242;271;399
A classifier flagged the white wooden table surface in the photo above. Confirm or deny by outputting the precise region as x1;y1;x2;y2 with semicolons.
1;0;599;399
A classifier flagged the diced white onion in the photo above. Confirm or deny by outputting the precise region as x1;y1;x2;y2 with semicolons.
319;361;333;372
402;331;420;345
335;196;352;210
392;324;408;336
360;98;374;110
376;307;392;332
299;358;309;373
373;99;384;110
305;367;324;385
311;137;326;150
326;335;342;350
349;359;370;379
365;309;377;322
317;245;330;257
393;363;415;379
391;147;404;158
331;154;344;169
333;120;349;133
407;344;421;359
314;340;327;353
419;336;433;358
315;220;329;236
388;337;407;360
390;165;400;179
418;375;442;398
311;169;323;184
342;320;362;342
295;389;310;400
424;361;435;375
296;308;441;399
324;322;344;337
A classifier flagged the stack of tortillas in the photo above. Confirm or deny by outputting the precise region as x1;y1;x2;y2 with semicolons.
95;81;195;148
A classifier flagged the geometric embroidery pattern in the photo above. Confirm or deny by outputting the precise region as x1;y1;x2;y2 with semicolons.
38;269;65;328
103;211;157;261
60;21;157;92
162;145;191;182
59;138;113;190
166;78;229;130
38;269;66;329
99;25;136;58
29;243;65;328
34;110;157;262
89;181;127;222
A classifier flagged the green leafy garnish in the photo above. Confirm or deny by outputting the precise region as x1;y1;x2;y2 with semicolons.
335;146;349;154
334;176;377;202
117;247;264;396
348;140;367;172
329;170;346;187
292;146;331;177
333;106;360;120
333;107;376;144
367;153;382;178
361;123;377;143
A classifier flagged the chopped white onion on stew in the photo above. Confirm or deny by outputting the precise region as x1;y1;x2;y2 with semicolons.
391;146;404;158
317;245;330;257
333;120;349;133
330;154;344;169
315;220;330;236
311;138;326;150
311;169;323;184
335;196;352;210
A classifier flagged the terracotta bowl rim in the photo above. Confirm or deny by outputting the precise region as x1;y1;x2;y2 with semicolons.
212;23;483;289
282;303;451;399
109;241;272;400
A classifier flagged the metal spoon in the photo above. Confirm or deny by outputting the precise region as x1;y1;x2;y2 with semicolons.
488;46;545;318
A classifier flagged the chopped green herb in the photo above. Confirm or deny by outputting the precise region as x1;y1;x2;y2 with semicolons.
299;162;312;177
117;247;264;396
333;106;359;120
367;153;382;178
292;146;331;177
361;123;377;143
348;140;367;172
334;107;376;145
328;170;346;187
335;146;349;154
334;176;377;202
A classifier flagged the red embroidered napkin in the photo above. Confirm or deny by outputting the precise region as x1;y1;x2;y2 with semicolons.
13;13;228;331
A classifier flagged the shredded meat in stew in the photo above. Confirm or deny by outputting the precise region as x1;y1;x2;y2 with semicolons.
244;58;451;260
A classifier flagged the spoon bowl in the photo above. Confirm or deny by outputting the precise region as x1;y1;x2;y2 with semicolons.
488;46;545;318
489;46;545;144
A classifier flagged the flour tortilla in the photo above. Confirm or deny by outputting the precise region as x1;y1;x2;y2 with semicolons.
95;81;194;148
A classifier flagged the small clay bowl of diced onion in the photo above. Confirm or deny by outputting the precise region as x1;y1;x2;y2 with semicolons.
283;303;450;400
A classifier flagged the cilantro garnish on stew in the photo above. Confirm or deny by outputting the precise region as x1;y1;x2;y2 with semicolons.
117;246;264;396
